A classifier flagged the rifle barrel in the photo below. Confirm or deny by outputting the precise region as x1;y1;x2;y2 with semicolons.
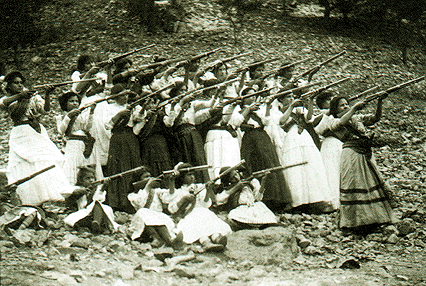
129;82;176;108
364;76;425;103
33;78;98;89
251;161;308;177
299;77;350;100
5;164;56;189
91;166;146;185
348;85;381;102
163;165;211;175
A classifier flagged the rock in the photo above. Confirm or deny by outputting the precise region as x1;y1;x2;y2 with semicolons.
303;245;322;255
382;225;399;236
414;239;425;248
165;251;196;267
11;229;34;246
386;233;399;244
338;258;360;269
295;234;311;248
71;237;91;249
225;227;298;266
397;218;416;236
171;266;197;279
0;240;15;248
152;247;173;261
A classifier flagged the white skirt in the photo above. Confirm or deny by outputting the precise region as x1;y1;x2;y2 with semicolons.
204;130;241;180
320;136;343;210
282;125;332;208
177;207;232;244
8;125;69;206
228;202;278;225
129;208;175;241
64;200;118;230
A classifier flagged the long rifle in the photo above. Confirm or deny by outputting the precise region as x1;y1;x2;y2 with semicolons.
203;52;252;72
363;76;425;103
5;165;56;191
193;160;247;195
77;90;137;111
290;51;346;84
153;77;240;111
96;44;156;67
188;47;222;63
162;165;211;176
262;81;322;103
260;57;312;80
91;166;147;186
299;77;350;100
348;85;381;102
128;82;176;109
219;86;276;108
233;57;281;74
246;162;308;181
137;57;187;71
33;78;98;89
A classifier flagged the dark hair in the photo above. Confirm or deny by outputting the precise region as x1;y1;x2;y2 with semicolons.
115;58;132;74
174;163;193;189
0;172;8;184
4;71;25;93
329;95;348;117
111;83;125;95
58;91;80;111
76;165;96;187
316;91;334;110
168;81;185;98
249;63;264;79
77;55;93;72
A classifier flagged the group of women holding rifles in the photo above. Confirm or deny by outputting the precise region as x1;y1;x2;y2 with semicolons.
0;45;407;250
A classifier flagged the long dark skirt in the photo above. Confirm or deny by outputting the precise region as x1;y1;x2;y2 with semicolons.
174;123;209;183
140;134;173;177
105;127;142;213
241;128;291;210
339;147;395;229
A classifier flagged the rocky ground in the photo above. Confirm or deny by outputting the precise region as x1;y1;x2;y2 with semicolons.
1;0;426;285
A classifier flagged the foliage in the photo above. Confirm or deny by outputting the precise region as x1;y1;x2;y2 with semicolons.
0;0;49;50
122;0;183;33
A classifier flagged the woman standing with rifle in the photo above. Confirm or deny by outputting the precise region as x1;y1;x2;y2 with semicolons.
0;71;69;206
328;95;396;232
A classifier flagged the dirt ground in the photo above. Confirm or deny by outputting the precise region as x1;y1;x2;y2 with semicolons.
1;0;426;285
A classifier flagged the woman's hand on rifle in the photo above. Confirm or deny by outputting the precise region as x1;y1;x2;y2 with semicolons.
67;108;82;119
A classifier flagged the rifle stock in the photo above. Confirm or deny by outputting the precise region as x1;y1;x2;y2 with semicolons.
291;51;346;83
299;77;350;100
5;165;56;190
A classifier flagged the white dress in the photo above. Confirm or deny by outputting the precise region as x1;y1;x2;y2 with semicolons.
56;109;99;184
204;104;241;179
128;188;176;241
169;184;232;244
282;107;332;208
315;114;342;210
7;95;69;206
63;185;118;231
